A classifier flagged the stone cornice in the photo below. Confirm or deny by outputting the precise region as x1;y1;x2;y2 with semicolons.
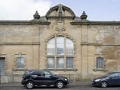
81;42;120;46
0;20;51;25
0;42;40;45
71;21;120;25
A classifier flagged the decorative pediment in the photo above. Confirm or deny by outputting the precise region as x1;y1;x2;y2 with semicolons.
46;4;75;19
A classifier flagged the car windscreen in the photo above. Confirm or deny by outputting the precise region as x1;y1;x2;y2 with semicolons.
49;71;55;75
100;72;114;78
23;70;33;76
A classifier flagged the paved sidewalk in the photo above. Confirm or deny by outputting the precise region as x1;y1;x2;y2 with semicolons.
0;81;91;87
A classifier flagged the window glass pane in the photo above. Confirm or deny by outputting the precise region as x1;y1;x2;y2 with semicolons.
44;71;51;77
16;57;24;68
47;58;54;68
66;39;74;55
96;57;104;69
47;38;55;55
57;58;64;68
66;57;73;68
47;37;74;69
57;37;64;55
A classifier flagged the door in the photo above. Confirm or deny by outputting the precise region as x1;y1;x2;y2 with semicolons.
42;71;56;85
0;57;5;75
31;71;43;85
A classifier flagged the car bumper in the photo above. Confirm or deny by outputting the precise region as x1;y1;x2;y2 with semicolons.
21;80;27;85
64;81;69;85
92;81;101;86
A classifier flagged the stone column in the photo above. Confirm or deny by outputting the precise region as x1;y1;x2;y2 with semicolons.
81;25;88;79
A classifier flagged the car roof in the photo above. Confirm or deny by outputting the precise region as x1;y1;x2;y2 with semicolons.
108;72;120;74
25;69;50;72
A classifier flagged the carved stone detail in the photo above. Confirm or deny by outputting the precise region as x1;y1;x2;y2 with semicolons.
44;33;76;55
55;21;65;34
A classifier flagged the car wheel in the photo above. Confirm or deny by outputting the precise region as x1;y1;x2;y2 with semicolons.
101;82;107;88
56;81;64;89
26;81;34;89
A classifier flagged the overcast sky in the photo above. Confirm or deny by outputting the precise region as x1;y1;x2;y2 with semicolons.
0;0;119;21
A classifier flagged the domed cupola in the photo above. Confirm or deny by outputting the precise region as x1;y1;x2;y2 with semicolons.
46;4;75;20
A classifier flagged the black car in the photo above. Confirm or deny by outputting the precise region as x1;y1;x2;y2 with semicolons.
21;70;69;89
92;72;120;88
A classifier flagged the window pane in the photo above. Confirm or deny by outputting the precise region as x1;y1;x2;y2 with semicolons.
57;58;64;68
47;38;55;55
66;57;73;68
66;39;74;55
57;37;64;55
47;37;74;69
96;57;104;69
16;57;24;68
44;71;51;77
47;58;54;68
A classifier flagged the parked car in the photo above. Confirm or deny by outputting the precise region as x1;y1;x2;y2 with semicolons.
92;72;120;88
21;69;69;89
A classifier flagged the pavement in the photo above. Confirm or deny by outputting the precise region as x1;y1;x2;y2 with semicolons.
0;81;91;87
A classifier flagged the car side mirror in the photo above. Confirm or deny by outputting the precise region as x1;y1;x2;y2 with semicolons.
43;74;45;76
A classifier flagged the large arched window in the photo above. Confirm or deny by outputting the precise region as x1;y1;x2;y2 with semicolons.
47;36;74;69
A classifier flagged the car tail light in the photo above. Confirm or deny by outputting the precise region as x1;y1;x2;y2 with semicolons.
22;76;25;80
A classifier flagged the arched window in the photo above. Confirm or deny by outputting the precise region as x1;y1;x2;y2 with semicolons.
96;57;104;69
47;36;74;69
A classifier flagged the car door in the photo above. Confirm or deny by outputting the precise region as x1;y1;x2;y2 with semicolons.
42;71;56;85
112;73;120;86
31;71;43;85
108;73;120;86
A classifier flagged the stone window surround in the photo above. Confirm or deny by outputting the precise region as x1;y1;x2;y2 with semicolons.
45;33;76;71
93;53;107;72
14;53;26;70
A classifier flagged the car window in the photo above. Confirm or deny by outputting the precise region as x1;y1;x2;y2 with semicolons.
111;73;120;79
43;71;52;77
32;71;41;76
23;70;32;76
23;71;30;75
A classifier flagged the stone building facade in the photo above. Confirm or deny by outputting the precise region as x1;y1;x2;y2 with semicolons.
0;4;120;83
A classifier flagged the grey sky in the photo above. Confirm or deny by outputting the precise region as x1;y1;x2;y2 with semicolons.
0;0;119;21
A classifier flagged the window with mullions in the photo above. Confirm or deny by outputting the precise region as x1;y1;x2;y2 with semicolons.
47;58;55;68
66;57;73;68
47;36;74;69
57;37;64;55
96;57;104;69
47;38;55;55
57;58;64;68
16;57;24;68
